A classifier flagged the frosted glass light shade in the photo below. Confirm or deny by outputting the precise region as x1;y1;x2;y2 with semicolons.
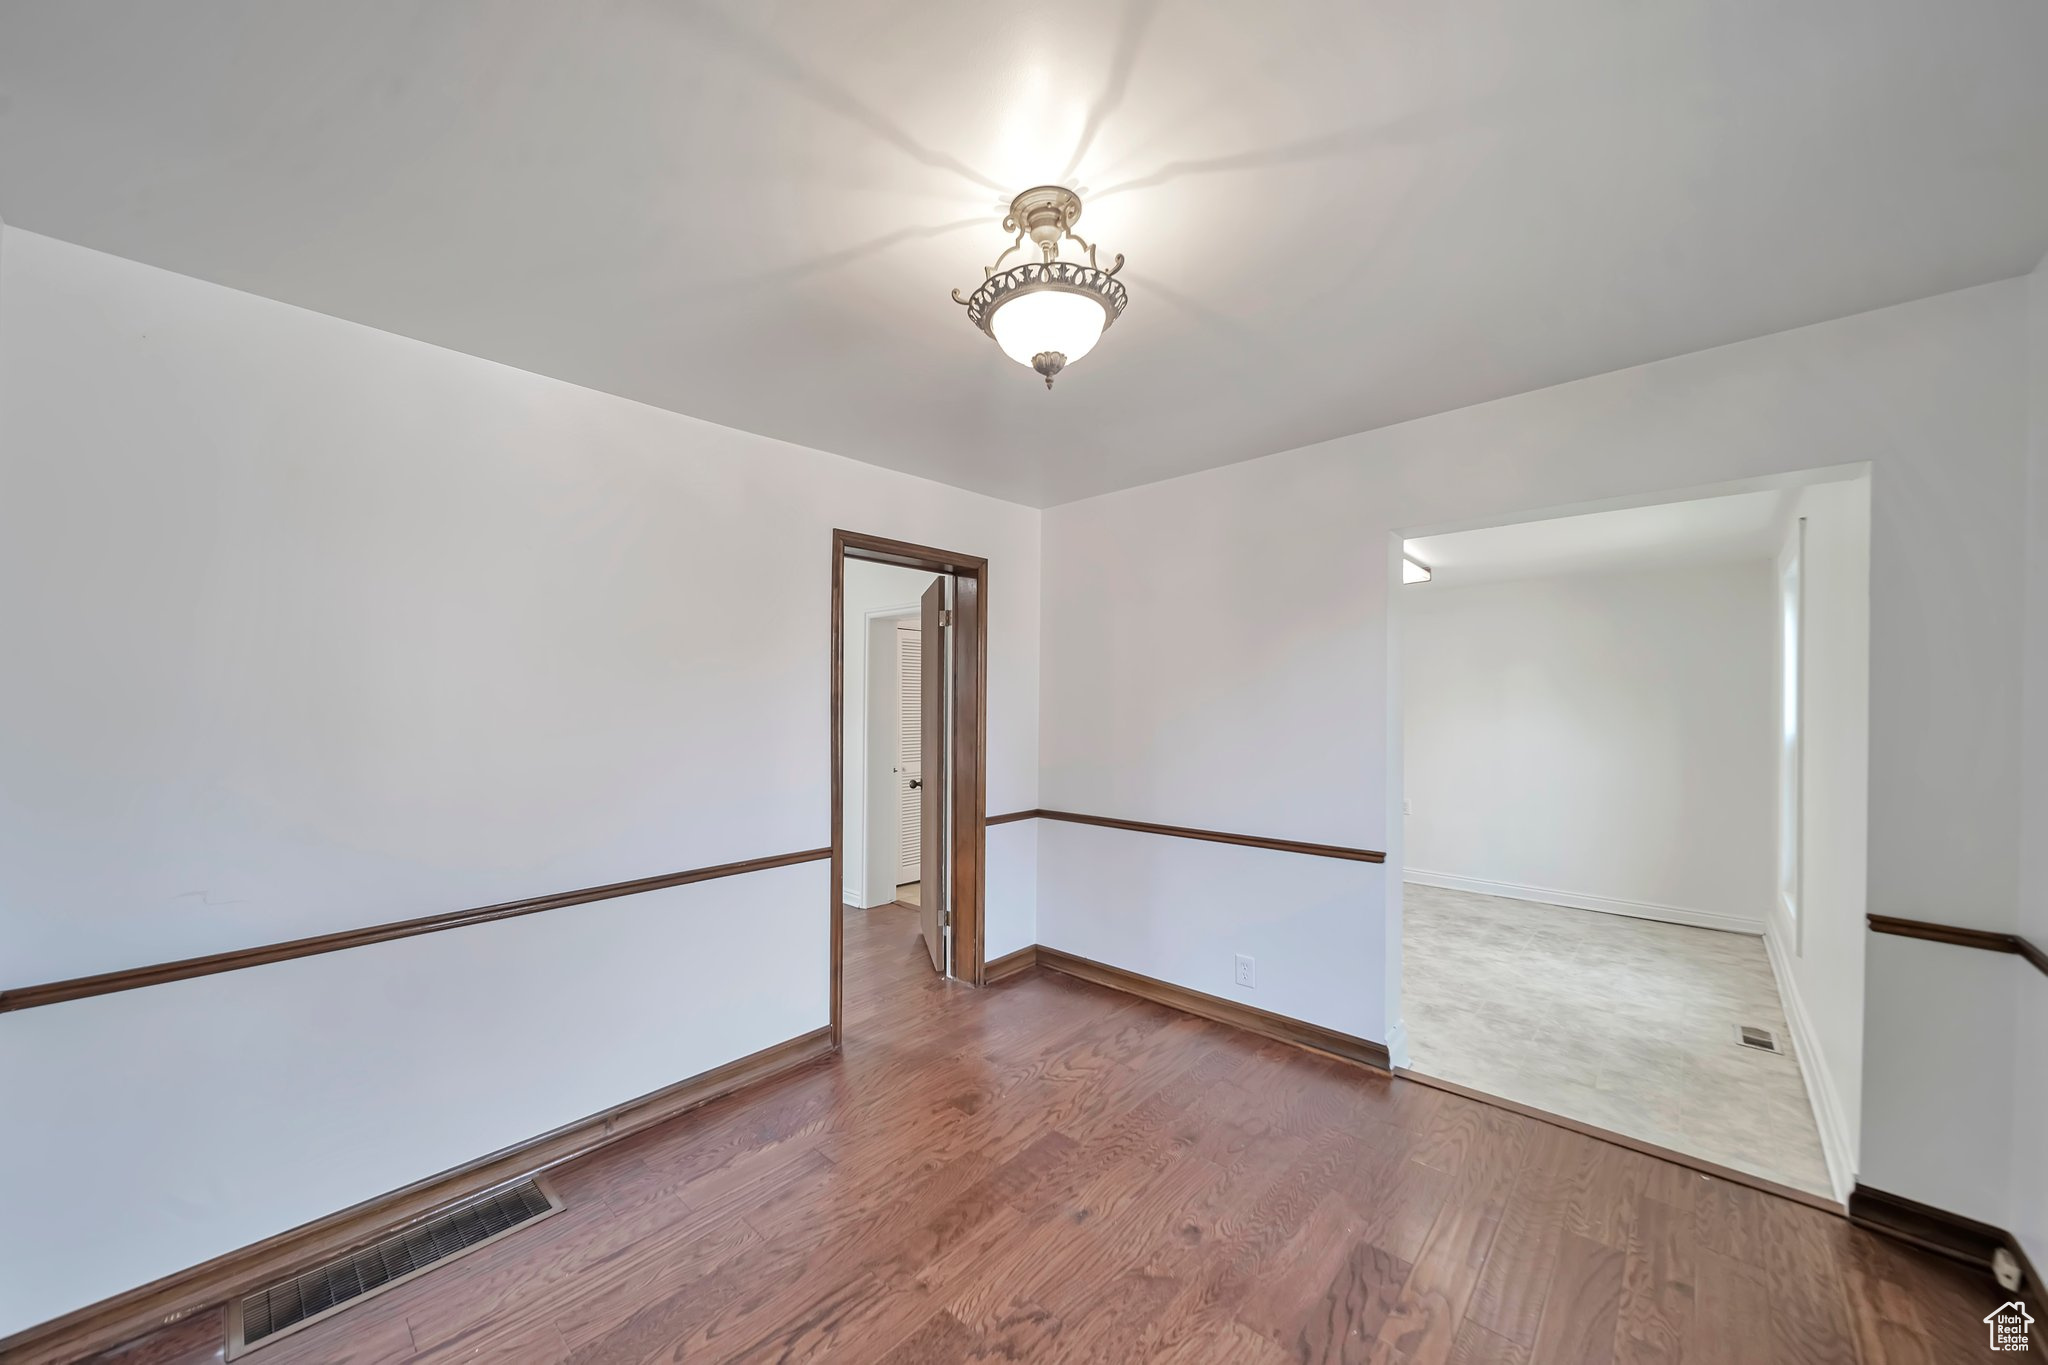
987;288;1109;368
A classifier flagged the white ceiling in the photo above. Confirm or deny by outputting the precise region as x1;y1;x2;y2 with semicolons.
2;3;2045;508
1404;487;1789;588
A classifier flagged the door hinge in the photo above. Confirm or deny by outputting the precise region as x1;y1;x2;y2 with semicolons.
937;609;953;627
941;907;953;927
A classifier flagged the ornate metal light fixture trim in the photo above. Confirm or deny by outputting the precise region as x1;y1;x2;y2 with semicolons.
953;185;1128;389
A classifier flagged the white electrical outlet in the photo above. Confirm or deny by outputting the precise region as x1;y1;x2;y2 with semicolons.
1234;953;1256;988
1403;798;1414;815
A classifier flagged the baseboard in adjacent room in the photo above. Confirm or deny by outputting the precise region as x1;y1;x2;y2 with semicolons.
1762;922;1856;1201
1404;869;1764;936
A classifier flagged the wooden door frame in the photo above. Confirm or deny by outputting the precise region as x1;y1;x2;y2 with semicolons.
831;530;988;1047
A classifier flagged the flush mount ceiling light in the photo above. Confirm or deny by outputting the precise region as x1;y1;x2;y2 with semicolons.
953;185;1128;390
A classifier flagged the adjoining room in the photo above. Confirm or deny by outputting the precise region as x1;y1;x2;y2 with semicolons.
839;553;950;1010
1397;473;1870;1199
841;557;944;912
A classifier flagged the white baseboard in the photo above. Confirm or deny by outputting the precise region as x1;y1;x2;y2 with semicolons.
1762;925;1856;1201
1404;869;1764;936
1383;1018;1410;1071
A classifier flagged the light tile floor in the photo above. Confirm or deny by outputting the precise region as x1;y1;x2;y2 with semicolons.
1402;882;1835;1197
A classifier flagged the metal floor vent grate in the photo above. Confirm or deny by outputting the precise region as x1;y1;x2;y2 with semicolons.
226;1177;562;1358
1736;1024;1781;1053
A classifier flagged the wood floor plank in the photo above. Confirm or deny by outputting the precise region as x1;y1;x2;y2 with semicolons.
1838;1235;1943;1365
870;1308;982;1364
1759;1192;1862;1365
942;1154;1169;1334
1465;1124;1574;1347
1614;1196;1695;1363
1694;1173;1769;1267
411;1204;758;1356
544;1217;765;1352
1414;1092;1516;1182
1127;1134;1336;1358
1527;1231;1625;1365
1149;1317;1297;1365
1015;1154;1220;1326
1238;1193;1411;1363
1564;1139;1660;1252
1450;1319;1534;1365
84;903;1999;1365
998;1153;1223;1358
1692;1248;1773;1365
253;1310;419;1365
554;1244;817;1365
394;1170;729;1351
724;1265;961;1365
1346;1150;1457;1267
601;1126;833;1227
408;1312;569;1365
1374;1184;1511;1365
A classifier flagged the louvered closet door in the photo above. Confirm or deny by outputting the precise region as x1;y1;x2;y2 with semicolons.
897;625;922;884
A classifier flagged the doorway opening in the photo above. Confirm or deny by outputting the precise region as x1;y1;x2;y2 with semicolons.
831;531;988;1047
1391;468;1870;1202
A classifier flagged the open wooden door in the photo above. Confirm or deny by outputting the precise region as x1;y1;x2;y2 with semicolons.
917;578;947;972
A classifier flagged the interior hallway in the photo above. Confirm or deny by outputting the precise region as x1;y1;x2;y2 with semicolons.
1403;882;1834;1196
107;901;1995;1364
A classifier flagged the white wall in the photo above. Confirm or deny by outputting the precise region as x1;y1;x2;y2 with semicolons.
1862;934;2019;1225
0;228;1040;1337
1040;278;2028;1230
1762;476;1871;1199
1038;819;1381;1034
1402;562;1775;933
2015;251;2048;1273
840;559;937;908
983;819;1039;961
1038;446;1386;1041
1;864;821;1340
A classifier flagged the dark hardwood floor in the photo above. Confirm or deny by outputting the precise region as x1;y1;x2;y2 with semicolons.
99;902;2008;1363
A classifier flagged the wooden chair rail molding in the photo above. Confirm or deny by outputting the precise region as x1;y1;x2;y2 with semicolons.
1867;914;2048;978
11;812;1380;1012
0;848;831;1014
984;809;1385;863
